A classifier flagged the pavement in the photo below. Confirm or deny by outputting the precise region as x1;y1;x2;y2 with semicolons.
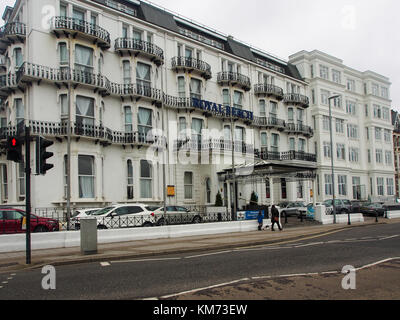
0;217;395;273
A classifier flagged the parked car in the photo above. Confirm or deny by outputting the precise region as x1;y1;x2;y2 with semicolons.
76;204;158;230
153;206;203;225
0;208;60;234
323;199;353;214
359;203;386;217
277;202;307;217
72;208;102;219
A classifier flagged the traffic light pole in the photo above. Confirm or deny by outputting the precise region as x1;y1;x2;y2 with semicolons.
25;126;31;265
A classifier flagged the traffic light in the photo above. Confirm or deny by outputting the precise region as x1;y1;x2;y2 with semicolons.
7;137;23;163
36;136;54;175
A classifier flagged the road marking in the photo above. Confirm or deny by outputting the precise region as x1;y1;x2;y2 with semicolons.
7;277;13;280
355;257;400;271
151;257;400;300
184;250;232;259
112;257;181;264
100;262;110;267
2;281;8;284
295;242;324;248
379;235;399;241
159;278;250;299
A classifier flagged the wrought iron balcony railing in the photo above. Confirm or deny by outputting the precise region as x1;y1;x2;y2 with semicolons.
51;16;111;49
1;62;162;103
253;116;286;130
115;38;164;66
285;122;314;137
217;71;251;91
283;93;310;108
1;120;166;147
174;138;254;154
254;84;284;100
255;150;317;163
171;56;212;80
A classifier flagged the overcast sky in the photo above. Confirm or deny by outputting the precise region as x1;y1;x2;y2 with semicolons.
1;0;399;111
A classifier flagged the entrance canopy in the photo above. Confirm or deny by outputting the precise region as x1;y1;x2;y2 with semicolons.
218;160;317;183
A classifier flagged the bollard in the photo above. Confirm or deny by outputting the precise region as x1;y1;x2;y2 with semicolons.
80;218;98;255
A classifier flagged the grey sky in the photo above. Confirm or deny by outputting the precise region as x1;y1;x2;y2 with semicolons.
1;0;399;111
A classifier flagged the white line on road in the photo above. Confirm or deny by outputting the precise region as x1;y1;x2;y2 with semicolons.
184;251;232;259
159;278;250;299
100;262;110;267
148;257;400;300
379;235;399;241
295;242;324;248
112;257;181;264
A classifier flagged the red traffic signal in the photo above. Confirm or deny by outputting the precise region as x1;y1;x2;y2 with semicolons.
7;137;23;163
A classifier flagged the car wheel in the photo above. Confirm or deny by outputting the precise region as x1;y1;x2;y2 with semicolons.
97;225;108;230
157;218;166;226
340;209;349;214
192;216;202;224
34;225;48;233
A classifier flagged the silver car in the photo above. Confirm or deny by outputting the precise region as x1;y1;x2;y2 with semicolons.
278;202;307;217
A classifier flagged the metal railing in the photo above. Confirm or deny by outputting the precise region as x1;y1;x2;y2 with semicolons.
283;93;310;107
217;71;251;91
285;122;314;136
171;56;212;79
253;116;286;129
254;83;284;99
174;138;254;154
115;38;164;64
52;16;110;48
255;150;317;162
1;120;166;147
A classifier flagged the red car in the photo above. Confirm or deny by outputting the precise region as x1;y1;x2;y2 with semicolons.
0;208;60;234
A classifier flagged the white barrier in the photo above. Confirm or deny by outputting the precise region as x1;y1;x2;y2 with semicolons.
0;219;269;253
314;206;364;225
387;210;400;219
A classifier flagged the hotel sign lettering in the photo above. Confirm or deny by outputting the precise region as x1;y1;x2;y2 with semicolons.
191;98;254;121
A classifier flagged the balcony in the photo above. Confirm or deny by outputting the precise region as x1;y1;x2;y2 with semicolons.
284;123;314;137
0;62;162;105
283;93;310;108
253;116;286;131
1;120;166;148
174;138;254;155
171;57;212;80
0;22;26;54
217;72;251;91
254;84;284;100
51;17;111;49
115;38;164;66
0;73;19;97
255;150;317;163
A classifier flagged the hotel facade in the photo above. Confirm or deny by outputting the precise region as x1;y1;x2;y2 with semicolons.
289;51;395;203
0;0;393;212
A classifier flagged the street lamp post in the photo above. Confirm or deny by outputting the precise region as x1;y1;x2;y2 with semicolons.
328;95;340;224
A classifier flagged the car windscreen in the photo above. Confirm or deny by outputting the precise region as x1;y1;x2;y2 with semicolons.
146;206;161;211
92;207;115;216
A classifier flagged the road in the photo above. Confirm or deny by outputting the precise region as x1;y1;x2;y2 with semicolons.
0;222;399;300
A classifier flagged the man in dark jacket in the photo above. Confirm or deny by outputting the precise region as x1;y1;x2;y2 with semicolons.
271;205;283;231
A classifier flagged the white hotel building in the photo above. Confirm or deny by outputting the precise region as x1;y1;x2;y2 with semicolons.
0;0;391;212
289;50;395;203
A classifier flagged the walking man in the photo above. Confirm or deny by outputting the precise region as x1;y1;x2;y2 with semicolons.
271;205;282;231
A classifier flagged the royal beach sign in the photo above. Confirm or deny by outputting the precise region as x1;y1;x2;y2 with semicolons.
191;98;254;121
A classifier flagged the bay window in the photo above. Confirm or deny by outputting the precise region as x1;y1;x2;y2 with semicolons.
78;155;95;199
